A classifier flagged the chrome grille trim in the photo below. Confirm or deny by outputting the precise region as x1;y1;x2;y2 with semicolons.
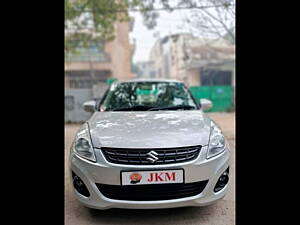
100;145;202;165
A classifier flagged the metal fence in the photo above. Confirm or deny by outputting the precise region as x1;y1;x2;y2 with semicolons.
65;89;94;122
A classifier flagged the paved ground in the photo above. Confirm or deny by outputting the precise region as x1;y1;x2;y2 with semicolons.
65;112;235;225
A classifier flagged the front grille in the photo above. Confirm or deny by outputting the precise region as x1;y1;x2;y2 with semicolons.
100;145;202;165
96;180;208;201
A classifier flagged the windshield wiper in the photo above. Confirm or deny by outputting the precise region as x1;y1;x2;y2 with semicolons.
111;105;152;111
148;105;197;111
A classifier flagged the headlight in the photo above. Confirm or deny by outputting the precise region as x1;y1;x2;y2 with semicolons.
207;121;226;159
73;123;96;162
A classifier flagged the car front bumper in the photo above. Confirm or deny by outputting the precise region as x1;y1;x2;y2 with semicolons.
69;145;230;210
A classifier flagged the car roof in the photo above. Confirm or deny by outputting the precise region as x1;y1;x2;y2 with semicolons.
118;78;183;84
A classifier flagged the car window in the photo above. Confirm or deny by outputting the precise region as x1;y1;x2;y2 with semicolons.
100;82;198;111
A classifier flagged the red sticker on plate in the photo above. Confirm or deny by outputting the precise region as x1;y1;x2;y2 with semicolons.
130;173;142;184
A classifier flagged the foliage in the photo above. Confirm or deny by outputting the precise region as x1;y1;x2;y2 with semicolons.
65;0;157;52
182;0;235;42
65;0;235;52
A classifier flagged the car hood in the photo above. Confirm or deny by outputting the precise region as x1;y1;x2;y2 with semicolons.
88;110;211;149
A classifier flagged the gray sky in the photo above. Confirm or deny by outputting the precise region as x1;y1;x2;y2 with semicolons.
130;10;188;63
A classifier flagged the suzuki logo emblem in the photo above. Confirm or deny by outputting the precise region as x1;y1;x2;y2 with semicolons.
146;150;159;163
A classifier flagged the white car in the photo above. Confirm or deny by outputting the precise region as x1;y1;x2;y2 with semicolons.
69;79;230;209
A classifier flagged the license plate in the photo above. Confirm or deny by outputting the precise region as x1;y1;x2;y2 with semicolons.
121;169;184;185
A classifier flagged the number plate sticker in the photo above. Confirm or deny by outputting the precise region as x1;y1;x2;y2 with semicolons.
121;169;184;185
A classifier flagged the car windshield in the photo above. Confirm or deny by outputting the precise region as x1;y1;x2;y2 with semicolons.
100;81;198;111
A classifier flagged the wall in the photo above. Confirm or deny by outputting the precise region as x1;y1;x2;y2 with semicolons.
187;68;201;86
149;34;235;87
105;22;134;80
149;40;164;78
65;21;134;88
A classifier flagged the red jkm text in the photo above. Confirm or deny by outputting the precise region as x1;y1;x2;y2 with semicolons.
147;172;176;182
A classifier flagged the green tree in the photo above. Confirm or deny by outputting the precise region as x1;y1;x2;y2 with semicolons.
65;0;158;52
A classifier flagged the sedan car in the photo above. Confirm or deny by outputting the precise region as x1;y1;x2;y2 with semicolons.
69;79;230;209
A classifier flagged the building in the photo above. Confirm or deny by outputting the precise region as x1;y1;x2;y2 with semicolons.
65;21;135;89
133;61;156;78
149;33;235;87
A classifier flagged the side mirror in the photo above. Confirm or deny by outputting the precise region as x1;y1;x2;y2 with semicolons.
83;100;96;113
200;98;213;111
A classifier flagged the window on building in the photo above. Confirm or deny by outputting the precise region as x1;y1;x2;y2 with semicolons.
201;70;232;86
66;70;112;88
65;40;110;62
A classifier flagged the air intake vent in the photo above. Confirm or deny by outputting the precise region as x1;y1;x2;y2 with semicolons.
96;180;208;201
